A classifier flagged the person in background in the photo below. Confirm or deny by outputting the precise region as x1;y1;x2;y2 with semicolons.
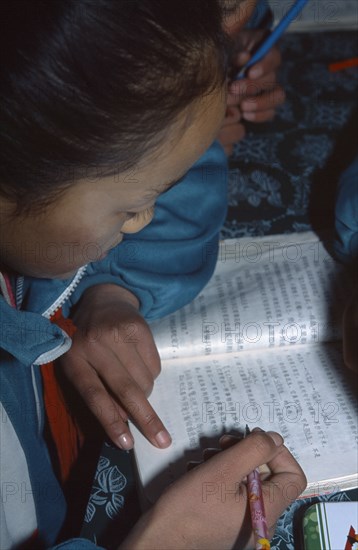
333;157;358;370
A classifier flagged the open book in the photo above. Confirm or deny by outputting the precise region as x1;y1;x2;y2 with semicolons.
129;232;357;503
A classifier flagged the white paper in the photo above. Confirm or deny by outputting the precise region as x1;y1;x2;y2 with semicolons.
131;344;357;502
150;233;350;359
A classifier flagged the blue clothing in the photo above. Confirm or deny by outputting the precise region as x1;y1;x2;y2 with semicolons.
54;540;103;550
0;141;227;549
333;156;358;264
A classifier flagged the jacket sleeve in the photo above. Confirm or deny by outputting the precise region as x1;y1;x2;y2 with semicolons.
333;156;358;265
66;140;228;320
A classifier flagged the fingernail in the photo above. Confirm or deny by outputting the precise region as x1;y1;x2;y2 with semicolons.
155;430;172;448
229;81;242;93
248;66;262;79
267;431;284;446
242;112;256;121
252;427;264;432
118;433;134;450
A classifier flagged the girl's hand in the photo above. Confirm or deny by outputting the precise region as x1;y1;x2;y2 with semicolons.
120;429;307;549
59;284;171;450
229;42;285;123
218;30;285;156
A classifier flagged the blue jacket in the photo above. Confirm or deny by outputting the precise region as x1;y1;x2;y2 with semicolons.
0;141;227;549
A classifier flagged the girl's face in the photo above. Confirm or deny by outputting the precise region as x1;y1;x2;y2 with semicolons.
0;87;226;279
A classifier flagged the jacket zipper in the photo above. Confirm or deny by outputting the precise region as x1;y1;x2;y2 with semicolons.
14;267;87;317
16;276;24;309
42;265;88;319
31;265;88;367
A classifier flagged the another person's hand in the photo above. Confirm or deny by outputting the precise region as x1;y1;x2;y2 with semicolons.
343;289;358;370
58;283;171;450
120;429;307;549
218;30;285;156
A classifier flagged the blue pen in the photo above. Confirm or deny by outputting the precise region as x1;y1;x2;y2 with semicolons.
234;0;309;80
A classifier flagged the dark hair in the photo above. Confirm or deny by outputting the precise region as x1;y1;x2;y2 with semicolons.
0;0;229;213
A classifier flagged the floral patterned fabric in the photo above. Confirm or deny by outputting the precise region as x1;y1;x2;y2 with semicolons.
80;442;140;548
80;30;358;549
84;455;126;525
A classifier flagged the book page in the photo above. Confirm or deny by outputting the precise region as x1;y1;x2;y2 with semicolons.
150;232;352;360
130;344;357;503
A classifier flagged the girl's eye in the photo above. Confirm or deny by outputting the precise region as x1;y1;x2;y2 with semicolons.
127;207;154;222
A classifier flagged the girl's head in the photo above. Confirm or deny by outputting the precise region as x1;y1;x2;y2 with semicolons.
0;0;230;278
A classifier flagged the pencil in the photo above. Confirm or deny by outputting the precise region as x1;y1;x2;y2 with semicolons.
329;58;358;72
245;425;271;550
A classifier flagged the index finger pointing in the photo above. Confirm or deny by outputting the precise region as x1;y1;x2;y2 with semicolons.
121;384;172;449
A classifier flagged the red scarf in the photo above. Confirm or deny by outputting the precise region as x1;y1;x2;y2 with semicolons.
41;308;85;484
